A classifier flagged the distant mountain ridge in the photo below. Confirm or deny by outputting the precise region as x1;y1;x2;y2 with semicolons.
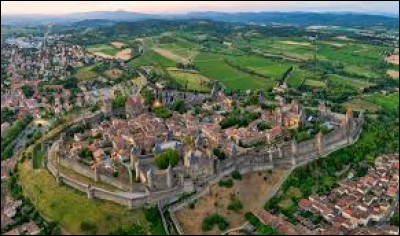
2;11;399;29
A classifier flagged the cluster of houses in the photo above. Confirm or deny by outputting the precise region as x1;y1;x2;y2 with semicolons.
1;34;136;126
257;154;399;235
1;35;88;120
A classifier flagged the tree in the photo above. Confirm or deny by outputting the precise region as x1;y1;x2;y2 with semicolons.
79;148;93;161
257;122;271;131
112;95;127;109
154;107;172;119
202;214;229;232
171;100;186;113
33;131;42;140
141;87;155;106
390;212;399;226
155;149;180;169
21;85;35;98
213;148;227;160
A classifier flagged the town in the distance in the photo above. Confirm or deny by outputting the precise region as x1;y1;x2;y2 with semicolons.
1;1;399;235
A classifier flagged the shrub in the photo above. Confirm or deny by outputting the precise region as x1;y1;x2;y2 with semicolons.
154;107;172;119
80;220;97;234
202;214;229;232
228;196;243;212
232;170;242;180
218;179;234;188
213;148;227;161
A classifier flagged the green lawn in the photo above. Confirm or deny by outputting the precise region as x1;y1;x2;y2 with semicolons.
19;161;151;235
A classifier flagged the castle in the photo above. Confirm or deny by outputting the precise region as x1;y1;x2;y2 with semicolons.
44;95;364;210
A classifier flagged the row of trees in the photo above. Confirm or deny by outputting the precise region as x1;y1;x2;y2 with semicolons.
1;115;33;160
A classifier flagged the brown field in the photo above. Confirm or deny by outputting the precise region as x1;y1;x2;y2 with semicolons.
387;70;399;79
94;48;132;61
386;54;399;65
111;42;126;49
175;168;289;235
343;98;381;112
153;47;190;64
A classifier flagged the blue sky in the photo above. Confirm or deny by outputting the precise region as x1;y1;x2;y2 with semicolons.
1;1;399;15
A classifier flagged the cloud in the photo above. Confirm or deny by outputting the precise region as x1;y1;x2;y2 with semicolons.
1;1;399;15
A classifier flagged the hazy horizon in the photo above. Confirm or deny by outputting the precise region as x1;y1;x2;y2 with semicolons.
1;1;399;16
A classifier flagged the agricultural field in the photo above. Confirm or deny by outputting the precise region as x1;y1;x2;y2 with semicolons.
86;43;132;60
246;37;389;82
343;98;381;112
155;38;200;62
131;49;176;68
224;54;294;79
327;74;375;91
194;52;276;91
86;44;119;56
127;33;393;94
167;68;211;93
364;92;399;111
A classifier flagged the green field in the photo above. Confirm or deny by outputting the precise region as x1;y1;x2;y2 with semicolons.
194;52;276;91
303;79;327;88
343;98;381;112
286;67;315;88
157;38;200;60
224;54;294;79
168;69;211;92
19;161;152;235
132;49;176;68
328;74;375;90
365;92;399;111
75;66;98;81
246;37;388;82
87;44;119;56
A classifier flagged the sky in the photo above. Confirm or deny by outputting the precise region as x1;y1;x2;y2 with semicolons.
1;1;399;15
